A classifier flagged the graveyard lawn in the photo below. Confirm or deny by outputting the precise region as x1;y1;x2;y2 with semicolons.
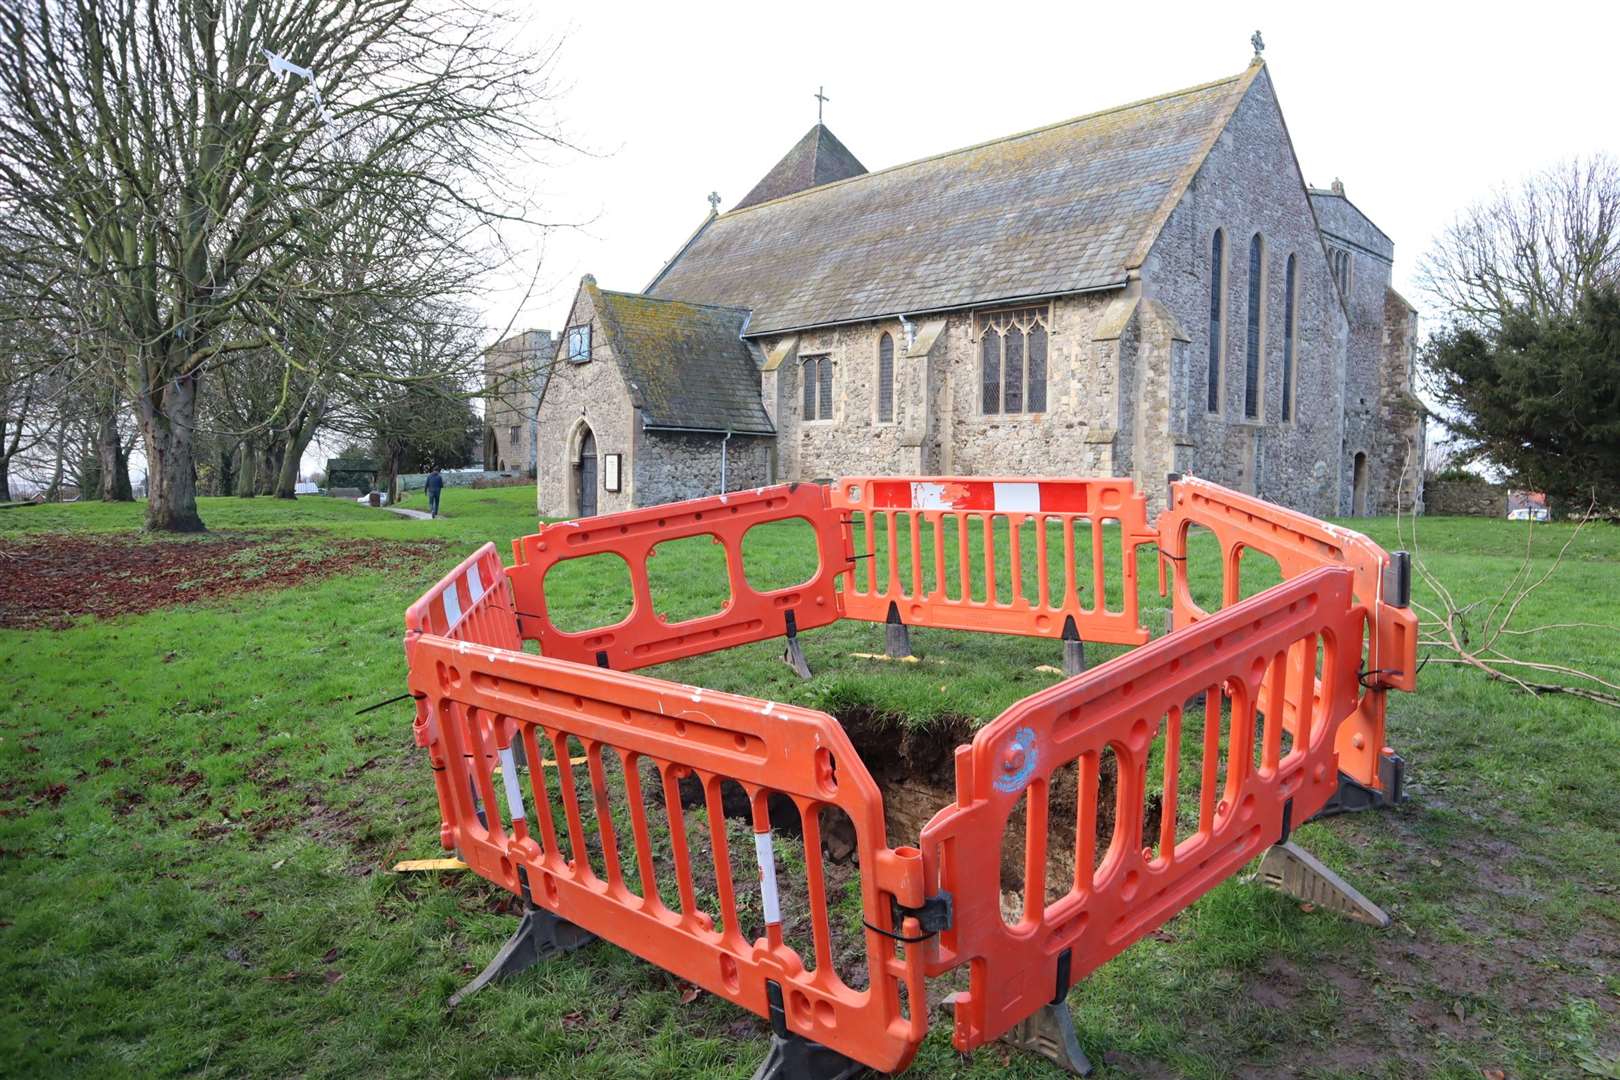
0;486;1615;1078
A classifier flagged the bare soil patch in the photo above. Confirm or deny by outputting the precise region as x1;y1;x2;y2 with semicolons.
0;531;444;628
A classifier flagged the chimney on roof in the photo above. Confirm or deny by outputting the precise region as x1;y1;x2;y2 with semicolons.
1330;178;1345;196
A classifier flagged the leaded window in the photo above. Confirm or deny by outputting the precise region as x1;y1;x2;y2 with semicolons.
1208;229;1224;412
1245;234;1264;420
566;324;591;363
1282;254;1297;422
1328;247;1353;295
979;306;1048;415
877;333;895;422
802;354;833;420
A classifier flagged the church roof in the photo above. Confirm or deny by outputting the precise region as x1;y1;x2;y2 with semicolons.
648;64;1262;336
591;286;775;435
734;124;869;210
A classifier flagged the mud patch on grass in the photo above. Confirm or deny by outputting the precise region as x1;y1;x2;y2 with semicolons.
0;531;444;628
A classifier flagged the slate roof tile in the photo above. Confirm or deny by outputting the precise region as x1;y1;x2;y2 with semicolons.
591;288;774;435
647;66;1257;335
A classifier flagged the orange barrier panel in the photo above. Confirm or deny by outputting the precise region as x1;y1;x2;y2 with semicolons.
829;477;1158;647
1155;475;1417;792
919;564;1363;1051
404;543;522;851
405;636;929;1074
507;484;847;671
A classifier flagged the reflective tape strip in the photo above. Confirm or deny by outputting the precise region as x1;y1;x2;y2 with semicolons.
863;478;1094;515
467;563;485;604
992;482;1040;513
442;584;462;627
754;830;780;925
499;746;526;820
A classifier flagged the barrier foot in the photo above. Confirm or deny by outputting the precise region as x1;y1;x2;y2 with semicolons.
884;602;913;660
447;900;596;1008
782;611;813;680
1259;841;1390;928
1310;750;1405;820
752;981;863;1080
1001;1001;1093;1076
1061;616;1086;678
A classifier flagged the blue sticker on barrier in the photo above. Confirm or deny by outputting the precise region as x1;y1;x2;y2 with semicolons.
992;726;1039;794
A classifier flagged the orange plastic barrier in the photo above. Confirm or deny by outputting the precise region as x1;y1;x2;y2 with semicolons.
404;636;928;1073
401;475;1416;1077
1155;475;1417;792
506;483;845;671
405;543;523;851
919;565;1361;1050
830;477;1157;646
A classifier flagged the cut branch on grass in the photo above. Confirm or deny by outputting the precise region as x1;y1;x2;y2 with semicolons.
1399;463;1620;707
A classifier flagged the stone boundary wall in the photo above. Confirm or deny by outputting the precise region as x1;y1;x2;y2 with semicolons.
398;468;489;493
1425;476;1506;517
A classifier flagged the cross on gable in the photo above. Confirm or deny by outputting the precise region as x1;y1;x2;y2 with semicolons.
814;85;829;124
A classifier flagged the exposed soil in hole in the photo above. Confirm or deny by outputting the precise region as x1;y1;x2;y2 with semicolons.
668;705;1160;908
0;531;445;628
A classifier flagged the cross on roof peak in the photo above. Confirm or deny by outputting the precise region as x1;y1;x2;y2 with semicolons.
814;85;829;124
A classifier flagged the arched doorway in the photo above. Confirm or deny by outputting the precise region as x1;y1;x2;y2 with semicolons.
1351;452;1368;515
577;428;597;517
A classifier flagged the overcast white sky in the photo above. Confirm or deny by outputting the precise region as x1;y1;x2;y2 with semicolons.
480;0;1620;342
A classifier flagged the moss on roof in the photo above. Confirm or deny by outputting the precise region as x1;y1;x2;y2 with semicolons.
591;287;774;435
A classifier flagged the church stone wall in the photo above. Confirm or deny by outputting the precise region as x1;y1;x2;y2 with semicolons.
535;283;638;518
754;291;1120;488
1138;68;1348;518
634;431;773;506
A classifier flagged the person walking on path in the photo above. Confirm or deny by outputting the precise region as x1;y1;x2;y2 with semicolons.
425;467;444;518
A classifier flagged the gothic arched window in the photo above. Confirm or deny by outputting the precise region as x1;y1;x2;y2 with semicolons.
1207;229;1225;413
876;333;895;422
1244;233;1265;420
1282;253;1298;422
979;307;1048;415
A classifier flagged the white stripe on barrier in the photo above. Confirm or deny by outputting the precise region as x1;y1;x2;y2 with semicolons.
910;481;952;510
754;830;781;925
442;583;462;627
499;746;526;821
467;563;485;604
993;481;1040;513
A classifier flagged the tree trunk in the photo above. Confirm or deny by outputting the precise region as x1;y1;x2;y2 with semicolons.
237;435;257;497
114;434;134;501
275;400;324;499
45;423;67;501
0;457;10;502
258;437;283;496
95;398;131;501
138;371;205;532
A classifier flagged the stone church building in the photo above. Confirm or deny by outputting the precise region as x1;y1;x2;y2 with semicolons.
536;54;1423;519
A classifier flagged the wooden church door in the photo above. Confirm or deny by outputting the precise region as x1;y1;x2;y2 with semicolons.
578;430;598;517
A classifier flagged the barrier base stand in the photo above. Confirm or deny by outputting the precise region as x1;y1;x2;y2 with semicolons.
1259;841;1390;928
884;602;913;660
1310;751;1405;820
782;638;813;680
752;981;863;1080
1061;616;1087;678
782;611;814;680
1001;1001;1093;1076
447;901;597;1008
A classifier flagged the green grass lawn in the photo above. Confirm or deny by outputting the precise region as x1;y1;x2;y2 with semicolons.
1;487;1616;1078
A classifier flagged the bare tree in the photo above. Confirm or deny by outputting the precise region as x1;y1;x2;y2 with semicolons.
1418;154;1620;331
0;0;560;530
